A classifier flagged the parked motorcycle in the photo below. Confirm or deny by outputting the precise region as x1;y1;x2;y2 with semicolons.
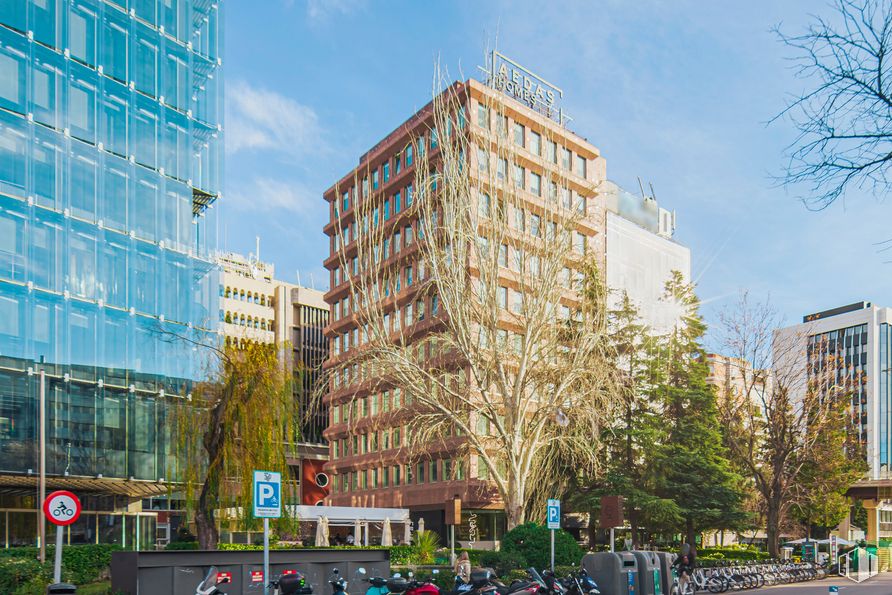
331;568;350;595
555;569;599;595
194;566;231;595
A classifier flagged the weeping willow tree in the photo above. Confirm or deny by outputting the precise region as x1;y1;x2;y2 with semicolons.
174;340;296;549
326;64;620;528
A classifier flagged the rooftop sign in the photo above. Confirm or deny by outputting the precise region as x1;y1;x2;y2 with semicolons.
482;51;568;125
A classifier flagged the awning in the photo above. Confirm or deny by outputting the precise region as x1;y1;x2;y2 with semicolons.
0;473;170;498
287;505;410;525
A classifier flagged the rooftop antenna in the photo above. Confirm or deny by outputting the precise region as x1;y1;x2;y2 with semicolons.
637;177;647;200
296;270;302;288
309;272;316;290
649;182;657;202
255;236;261;262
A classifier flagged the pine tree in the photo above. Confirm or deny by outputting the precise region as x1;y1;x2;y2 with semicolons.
654;272;747;546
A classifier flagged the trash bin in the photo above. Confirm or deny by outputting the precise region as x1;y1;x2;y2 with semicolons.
781;546;793;560
46;583;77;594
632;552;662;595
582;551;639;595
655;552;676;595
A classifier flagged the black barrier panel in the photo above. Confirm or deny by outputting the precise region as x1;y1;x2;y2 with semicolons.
111;548;391;595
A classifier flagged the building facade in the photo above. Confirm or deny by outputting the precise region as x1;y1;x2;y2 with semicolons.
218;249;330;503
321;71;606;544
774;302;892;541
0;0;222;548
604;180;691;335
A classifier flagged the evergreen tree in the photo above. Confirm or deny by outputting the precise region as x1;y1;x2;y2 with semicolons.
654;272;747;546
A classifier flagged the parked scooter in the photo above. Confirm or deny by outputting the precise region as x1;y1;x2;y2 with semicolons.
330;568;350;595
194;566;231;595
463;568;543;595
269;571;315;595
559;568;599;595
405;570;441;595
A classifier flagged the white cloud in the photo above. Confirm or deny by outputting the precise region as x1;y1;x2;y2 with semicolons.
228;177;324;216
225;80;323;158
305;0;364;21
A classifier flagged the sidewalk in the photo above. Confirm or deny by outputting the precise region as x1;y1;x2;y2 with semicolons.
766;573;892;594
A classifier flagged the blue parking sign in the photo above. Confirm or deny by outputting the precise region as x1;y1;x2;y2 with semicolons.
253;470;282;518
547;499;560;529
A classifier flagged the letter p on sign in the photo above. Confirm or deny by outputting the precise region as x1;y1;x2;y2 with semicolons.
253;470;282;518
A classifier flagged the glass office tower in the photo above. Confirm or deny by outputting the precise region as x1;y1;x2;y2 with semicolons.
0;0;222;546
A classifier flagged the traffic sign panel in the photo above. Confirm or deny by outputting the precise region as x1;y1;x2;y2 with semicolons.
43;490;81;526
547;499;561;529
253;470;282;518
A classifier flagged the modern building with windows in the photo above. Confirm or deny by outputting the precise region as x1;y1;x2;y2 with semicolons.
604;180;690;335
774;301;892;542
0;0;222;548
218;248;330;504
321;61;606;545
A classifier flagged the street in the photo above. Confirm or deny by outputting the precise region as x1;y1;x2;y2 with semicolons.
765;574;892;594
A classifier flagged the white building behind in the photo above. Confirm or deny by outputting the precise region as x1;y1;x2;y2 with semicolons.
604;181;691;335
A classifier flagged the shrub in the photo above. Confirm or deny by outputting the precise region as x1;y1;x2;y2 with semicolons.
389;545;416;565
0;557;50;594
501;523;583;570
478;550;528;577
165;541;200;550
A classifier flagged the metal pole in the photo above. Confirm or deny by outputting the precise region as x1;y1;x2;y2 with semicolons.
53;525;63;583
450;524;455;565
550;529;555;572
610;527;615;553
39;369;46;563
263;517;270;595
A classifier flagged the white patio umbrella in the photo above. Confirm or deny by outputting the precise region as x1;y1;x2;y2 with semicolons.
321;516;330;545
315;517;327;547
418;517;425;535
354;519;362;545
404;520;412;544
382;518;393;546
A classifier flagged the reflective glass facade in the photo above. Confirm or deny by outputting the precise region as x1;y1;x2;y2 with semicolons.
0;0;222;490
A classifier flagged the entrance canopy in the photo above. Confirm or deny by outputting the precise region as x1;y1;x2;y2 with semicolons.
287;505;410;526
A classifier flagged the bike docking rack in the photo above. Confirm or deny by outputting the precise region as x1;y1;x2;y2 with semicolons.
839;548;879;583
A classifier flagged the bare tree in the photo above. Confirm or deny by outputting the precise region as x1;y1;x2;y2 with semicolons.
717;292;854;556
326;66;620;529
775;0;892;208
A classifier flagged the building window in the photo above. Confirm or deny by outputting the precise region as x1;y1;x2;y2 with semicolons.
477;103;489;127
342;190;350;211
531;214;541;237
477;147;489;173
513;164;524;189
394;153;402;174
530;131;541;156
406;184;413;205
384;199;390;220
479;193;491;217
383;161;390;182
547;141;557;163
530;172;541;196
430;127;438;148
394;191;401;213
372;169;379;190
513;122;524;147
405;144;413;166
561;147;571;169
575;154;586;178
497;158;507;180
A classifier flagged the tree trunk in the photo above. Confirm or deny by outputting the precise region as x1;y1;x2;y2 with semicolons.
629;504;639;548
766;501;780;558
685;520;697;552
196;477;219;550
505;498;525;531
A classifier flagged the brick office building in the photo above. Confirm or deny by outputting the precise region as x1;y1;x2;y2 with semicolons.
321;62;608;546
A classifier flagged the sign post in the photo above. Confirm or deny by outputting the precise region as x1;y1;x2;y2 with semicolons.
253;470;282;595
547;499;561;571
43;490;81;583
600;496;624;553
445;497;462;565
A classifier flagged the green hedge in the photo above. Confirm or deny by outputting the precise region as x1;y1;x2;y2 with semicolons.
0;545;121;594
697;547;769;562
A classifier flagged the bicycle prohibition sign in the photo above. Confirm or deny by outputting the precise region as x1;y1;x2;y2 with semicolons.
43;490;81;526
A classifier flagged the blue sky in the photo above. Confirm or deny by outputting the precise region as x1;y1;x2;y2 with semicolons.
221;0;892;344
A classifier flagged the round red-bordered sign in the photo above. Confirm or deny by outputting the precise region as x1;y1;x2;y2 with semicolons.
43;490;81;526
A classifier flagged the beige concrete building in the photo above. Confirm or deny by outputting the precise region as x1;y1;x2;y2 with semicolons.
217;249;331;498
